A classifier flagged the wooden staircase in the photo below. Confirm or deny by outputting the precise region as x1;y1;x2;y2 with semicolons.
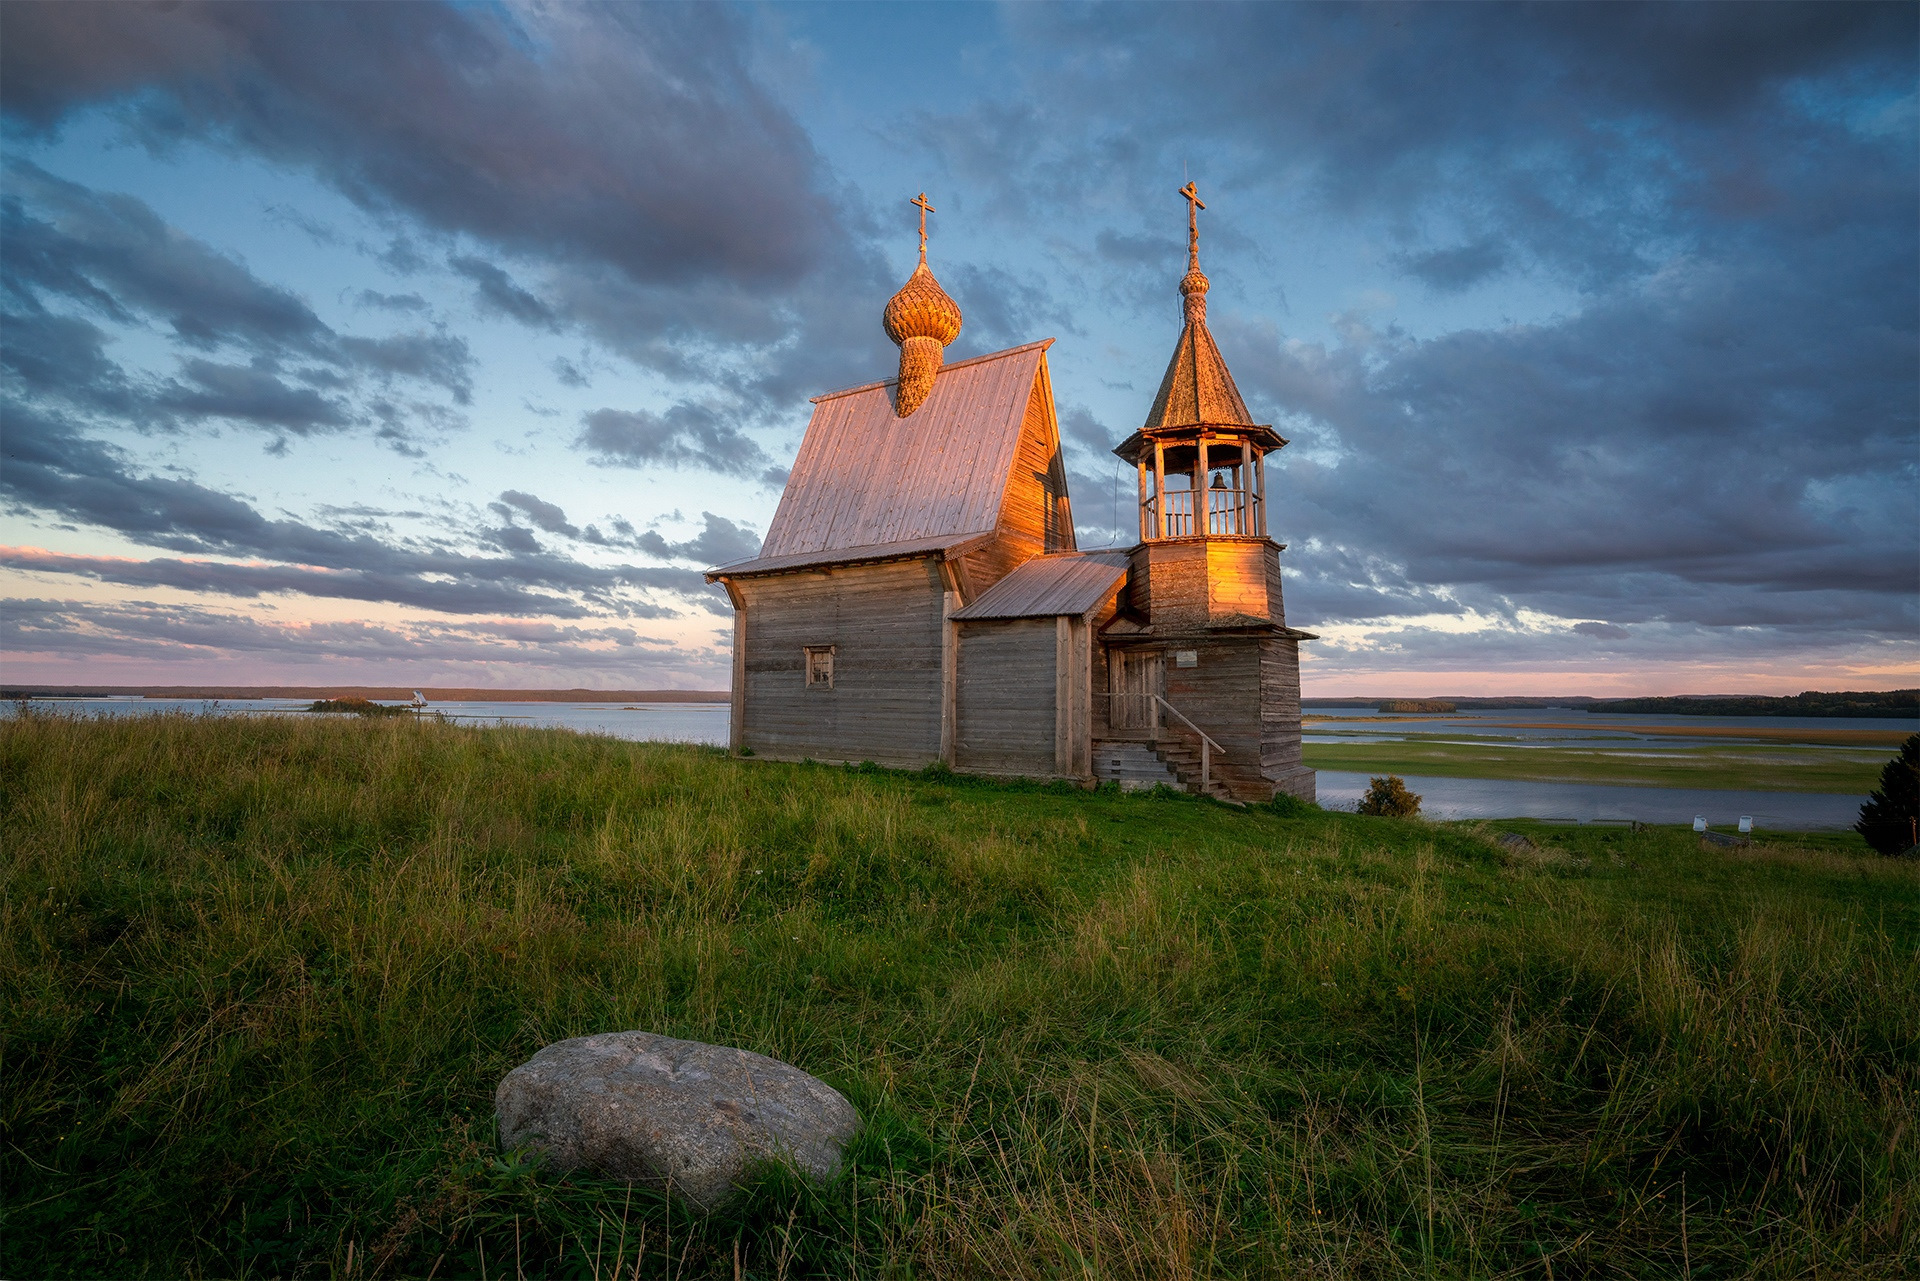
1151;731;1240;804
1093;740;1180;790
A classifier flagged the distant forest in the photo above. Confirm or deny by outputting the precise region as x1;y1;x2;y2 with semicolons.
1588;690;1919;718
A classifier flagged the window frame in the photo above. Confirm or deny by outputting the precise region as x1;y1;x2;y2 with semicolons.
804;645;835;689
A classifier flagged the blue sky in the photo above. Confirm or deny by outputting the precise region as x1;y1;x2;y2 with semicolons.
2;2;1914;694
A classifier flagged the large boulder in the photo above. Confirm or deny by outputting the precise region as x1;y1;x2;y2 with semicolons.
494;1031;860;1210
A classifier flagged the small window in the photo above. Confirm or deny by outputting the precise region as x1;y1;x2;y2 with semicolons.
804;646;835;688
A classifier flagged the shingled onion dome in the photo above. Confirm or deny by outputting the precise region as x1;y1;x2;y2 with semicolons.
1180;254;1210;325
883;193;962;417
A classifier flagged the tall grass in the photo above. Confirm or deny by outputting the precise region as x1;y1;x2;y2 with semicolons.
2;709;1915;1278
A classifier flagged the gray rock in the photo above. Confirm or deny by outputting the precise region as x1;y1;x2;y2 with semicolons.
494;1031;860;1210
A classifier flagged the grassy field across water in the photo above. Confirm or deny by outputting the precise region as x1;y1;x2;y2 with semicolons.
3;711;1917;1278
1299;739;1888;793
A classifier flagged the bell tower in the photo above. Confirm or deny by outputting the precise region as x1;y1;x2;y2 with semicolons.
1104;182;1315;801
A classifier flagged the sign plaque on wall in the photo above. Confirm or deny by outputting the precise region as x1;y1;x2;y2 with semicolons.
1174;650;1199;668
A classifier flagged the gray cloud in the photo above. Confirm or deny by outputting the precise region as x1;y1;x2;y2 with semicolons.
494;490;580;539
918;4;1918;656
3;2;843;287
353;289;428;313
0;409;728;617
578;403;771;477
3;159;475;436
450;255;558;331
0;597;716;676
158;358;350;433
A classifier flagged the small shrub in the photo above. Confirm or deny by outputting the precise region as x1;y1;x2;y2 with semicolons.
1358;774;1422;818
1856;732;1920;856
1265;790;1320;819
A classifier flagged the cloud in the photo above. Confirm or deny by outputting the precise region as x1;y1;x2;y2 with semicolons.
353;289;428;313
2;3;845;287
0;596;711;674
450;254;558;330
2;159;476;434
577;403;771;477
1572;621;1631;639
0;410;729;617
1394;240;1507;292
906;5;1919;659
0;546;600;618
494;490;580;539
157;358;350;433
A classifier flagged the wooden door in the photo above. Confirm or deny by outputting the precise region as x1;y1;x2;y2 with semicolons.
1108;649;1162;730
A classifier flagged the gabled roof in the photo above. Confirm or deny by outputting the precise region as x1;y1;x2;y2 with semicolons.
1142;315;1254;431
717;340;1053;578
950;550;1130;621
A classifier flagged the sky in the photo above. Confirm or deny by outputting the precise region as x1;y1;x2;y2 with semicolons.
1;1;1915;696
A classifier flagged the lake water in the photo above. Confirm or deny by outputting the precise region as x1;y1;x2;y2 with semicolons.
1315;770;1862;831
3;696;732;745
9;697;1887;829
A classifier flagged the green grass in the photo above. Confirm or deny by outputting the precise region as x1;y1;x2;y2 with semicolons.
3;711;1917;1279
1302;739;1886;793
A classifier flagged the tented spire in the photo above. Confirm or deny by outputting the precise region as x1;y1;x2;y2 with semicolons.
1142;182;1254;430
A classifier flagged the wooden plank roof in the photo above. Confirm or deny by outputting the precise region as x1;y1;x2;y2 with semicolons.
746;340;1055;567
950;550;1130;621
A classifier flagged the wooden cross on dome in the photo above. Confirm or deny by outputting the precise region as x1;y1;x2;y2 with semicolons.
911;192;935;262
1179;181;1206;264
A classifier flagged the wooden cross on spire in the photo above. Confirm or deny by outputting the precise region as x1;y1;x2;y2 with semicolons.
1179;180;1206;269
911;192;935;263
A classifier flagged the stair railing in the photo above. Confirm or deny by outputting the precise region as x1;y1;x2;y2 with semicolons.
1152;695;1225;794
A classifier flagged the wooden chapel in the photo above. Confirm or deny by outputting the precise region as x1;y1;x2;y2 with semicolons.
707;187;1315;803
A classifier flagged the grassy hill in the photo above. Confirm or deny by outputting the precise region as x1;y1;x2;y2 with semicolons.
3;711;1915;1278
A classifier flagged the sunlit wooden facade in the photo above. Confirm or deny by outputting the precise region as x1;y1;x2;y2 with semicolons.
707;190;1313;802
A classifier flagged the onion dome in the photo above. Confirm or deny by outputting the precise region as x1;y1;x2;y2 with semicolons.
1179;259;1210;325
883;193;962;417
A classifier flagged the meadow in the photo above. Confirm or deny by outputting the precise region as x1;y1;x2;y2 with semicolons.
3;710;1916;1278
1298;738;1887;794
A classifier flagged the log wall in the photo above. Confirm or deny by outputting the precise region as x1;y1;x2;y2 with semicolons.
735;558;947;767
963;372;1074;592
954;617;1059;777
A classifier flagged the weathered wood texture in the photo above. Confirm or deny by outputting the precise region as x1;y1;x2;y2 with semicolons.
735;559;946;767
950;551;1128;621
1261;635;1315;801
1127;538;1281;630
961;367;1075;592
1157;636;1268;801
954;618;1059;777
759;342;1053;561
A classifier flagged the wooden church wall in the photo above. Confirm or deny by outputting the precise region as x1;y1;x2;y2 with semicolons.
1160;636;1265;794
1260;635;1314;799
961;370;1074;596
734;558;947;767
953;617;1059;777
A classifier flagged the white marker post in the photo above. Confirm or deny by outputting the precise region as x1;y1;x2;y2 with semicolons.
1693;816;1708;833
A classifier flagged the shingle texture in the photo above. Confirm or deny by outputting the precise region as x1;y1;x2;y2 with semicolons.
1141;316;1255;430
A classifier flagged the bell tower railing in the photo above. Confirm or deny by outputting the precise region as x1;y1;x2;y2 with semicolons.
1135;433;1268;541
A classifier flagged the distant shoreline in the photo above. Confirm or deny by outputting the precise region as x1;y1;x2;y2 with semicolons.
3;686;730;704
